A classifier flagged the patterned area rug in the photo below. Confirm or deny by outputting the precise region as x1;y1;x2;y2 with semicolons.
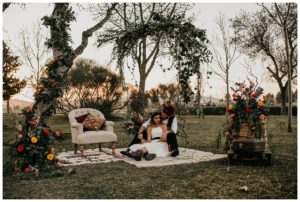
57;147;227;168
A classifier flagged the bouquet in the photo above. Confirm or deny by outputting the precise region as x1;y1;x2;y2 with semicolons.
223;80;269;140
122;112;144;136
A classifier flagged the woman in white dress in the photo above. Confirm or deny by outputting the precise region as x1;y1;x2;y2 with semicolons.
128;111;170;160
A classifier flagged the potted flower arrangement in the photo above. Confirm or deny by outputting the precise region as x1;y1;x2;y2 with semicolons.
224;81;272;165
224;80;269;141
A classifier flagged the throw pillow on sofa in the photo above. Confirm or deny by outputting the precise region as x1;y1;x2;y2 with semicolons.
75;113;89;123
82;114;106;131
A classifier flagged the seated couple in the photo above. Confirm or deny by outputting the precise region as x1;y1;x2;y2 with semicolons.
121;109;179;161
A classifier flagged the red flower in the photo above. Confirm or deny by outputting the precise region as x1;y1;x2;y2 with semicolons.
17;145;24;152
28;120;37;126
245;88;250;91
245;107;251;113
232;93;237;98
226;107;230;112
251;93;257;98
24;167;30;172
225;132;230;137
43;129;49;135
55;131;61;137
230;114;235;118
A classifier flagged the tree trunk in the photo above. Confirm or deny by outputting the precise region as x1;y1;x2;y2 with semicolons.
139;72;146;93
226;70;229;106
284;26;292;132
6;99;10;114
280;87;287;115
138;68;147;114
30;3;74;124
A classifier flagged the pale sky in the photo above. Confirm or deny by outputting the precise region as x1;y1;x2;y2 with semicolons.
3;3;281;102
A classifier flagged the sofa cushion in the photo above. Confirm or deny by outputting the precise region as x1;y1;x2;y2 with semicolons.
75;113;89;123
82;114;106;131
77;130;117;144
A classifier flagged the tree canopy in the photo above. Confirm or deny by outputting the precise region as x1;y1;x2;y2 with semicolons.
97;9;212;103
3;42;27;102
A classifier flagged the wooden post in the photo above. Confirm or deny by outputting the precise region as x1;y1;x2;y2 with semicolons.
263;120;269;151
99;143;102;152
112;142;116;155
74;144;78;155
80;145;84;157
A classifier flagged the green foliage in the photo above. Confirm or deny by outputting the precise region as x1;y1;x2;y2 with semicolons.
129;90;148;115
100;12;211;103
147;83;181;106
59;58;124;117
3;42;27;101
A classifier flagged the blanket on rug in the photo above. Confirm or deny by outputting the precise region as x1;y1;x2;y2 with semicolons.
57;147;227;168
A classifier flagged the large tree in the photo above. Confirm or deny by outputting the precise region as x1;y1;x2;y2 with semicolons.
87;3;211;113
258;3;296;132
231;3;297;119
106;6;211;110
8;3;117;174
210;13;239;106
91;3;191;93
3;42;27;113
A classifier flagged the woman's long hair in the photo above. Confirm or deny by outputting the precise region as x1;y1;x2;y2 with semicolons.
150;111;162;124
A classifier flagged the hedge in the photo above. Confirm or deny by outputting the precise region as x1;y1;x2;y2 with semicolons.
188;106;297;116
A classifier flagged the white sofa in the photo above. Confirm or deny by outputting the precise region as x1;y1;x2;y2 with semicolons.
68;108;117;156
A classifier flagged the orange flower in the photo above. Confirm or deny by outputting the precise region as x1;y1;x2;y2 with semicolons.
47;154;54;161
31;137;38;143
228;104;233;110
257;101;263;107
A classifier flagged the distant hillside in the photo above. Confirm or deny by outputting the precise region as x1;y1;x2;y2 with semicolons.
2;99;33;113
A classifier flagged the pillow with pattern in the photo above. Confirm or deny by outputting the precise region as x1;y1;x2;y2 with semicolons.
75;113;89;123
82;114;106;131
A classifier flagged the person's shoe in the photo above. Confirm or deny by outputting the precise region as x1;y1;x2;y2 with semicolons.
171;149;179;157
145;153;156;161
127;150;142;161
120;148;130;156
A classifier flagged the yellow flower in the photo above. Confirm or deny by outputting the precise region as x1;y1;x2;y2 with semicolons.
47;154;55;161
257;101;264;107
51;148;55;153
31;137;38;143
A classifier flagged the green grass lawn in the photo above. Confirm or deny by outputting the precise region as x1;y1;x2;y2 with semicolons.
2;114;297;199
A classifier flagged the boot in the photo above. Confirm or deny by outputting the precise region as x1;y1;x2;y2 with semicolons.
127;150;143;161
120;148;130;156
171;149;179;157
145;153;156;161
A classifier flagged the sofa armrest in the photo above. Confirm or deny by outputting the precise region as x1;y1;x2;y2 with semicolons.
103;121;114;132
70;123;83;143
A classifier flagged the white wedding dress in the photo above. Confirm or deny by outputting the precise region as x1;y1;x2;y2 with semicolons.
129;127;170;157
